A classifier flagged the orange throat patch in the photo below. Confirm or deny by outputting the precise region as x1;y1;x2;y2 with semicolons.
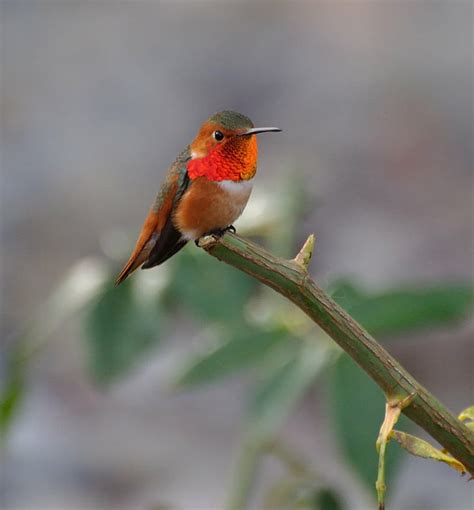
187;135;258;182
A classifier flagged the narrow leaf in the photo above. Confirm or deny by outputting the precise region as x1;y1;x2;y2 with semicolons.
328;354;407;494
0;370;24;440
315;488;344;510
264;480;344;510
249;342;330;439
330;281;473;338
85;278;165;385
391;430;466;475
174;327;291;388
164;248;256;323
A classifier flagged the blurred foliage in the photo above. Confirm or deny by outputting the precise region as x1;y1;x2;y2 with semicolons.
1;182;472;508
249;341;331;440
174;326;291;388
164;247;258;325
264;480;344;510
313;488;343;510
328;353;408;493
1;258;107;441
267;442;345;510
330;280;473;338
85;279;166;385
0;357;24;441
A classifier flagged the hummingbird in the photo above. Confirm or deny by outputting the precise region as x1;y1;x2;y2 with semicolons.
115;110;281;285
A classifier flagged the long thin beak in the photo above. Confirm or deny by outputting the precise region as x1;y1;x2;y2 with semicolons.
239;127;282;136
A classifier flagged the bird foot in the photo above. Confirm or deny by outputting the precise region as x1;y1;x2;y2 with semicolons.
195;225;236;246
208;225;236;238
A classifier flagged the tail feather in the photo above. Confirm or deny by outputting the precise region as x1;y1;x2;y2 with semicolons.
115;251;149;285
116;219;187;284
141;239;187;269
141;215;186;270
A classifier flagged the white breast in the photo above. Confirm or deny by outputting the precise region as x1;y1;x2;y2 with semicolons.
217;179;253;225
217;179;253;194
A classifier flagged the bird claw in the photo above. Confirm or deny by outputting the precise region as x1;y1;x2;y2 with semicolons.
207;225;236;238
195;225;236;246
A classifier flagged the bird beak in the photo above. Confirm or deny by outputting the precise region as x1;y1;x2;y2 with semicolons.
238;127;282;136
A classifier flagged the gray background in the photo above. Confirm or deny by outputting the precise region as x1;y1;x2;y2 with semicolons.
1;1;473;509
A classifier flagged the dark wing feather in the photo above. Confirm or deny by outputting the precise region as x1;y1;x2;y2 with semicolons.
115;147;191;284
141;165;190;269
141;216;186;269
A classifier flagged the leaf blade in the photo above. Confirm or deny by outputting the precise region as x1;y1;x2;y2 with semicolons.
328;353;407;495
249;342;331;439
331;281;473;338
174;327;291;388
164;248;257;324
391;430;467;475
84;278;165;385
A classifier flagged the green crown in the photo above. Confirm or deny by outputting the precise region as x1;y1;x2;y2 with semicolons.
209;110;254;130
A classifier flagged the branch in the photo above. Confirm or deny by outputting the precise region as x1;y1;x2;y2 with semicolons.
199;232;474;475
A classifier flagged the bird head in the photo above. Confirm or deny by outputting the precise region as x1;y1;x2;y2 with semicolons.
187;110;280;182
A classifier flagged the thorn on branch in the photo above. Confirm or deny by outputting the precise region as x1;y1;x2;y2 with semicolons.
200;231;474;474
293;234;315;271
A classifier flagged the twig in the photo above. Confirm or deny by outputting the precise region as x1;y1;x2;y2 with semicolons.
199;232;474;475
376;394;416;510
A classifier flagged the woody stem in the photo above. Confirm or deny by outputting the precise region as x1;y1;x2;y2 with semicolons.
198;232;474;474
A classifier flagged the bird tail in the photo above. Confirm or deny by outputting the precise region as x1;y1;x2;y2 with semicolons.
115;251;149;286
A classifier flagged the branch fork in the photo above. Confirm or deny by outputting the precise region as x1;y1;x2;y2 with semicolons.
376;393;416;510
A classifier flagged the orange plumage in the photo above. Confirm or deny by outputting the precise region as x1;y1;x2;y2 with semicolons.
116;111;280;284
188;126;258;181
174;177;253;240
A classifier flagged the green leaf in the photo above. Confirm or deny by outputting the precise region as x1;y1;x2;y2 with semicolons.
328;354;407;496
263;480;344;510
328;280;364;310
391;430;466;475
313;488;344;510
249;342;331;439
458;405;474;423
330;281;473;338
164;248;257;323
0;340;29;441
84;277;165;385
174;326;291;388
0;368;24;441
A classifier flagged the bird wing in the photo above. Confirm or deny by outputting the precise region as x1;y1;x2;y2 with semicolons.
115;147;191;285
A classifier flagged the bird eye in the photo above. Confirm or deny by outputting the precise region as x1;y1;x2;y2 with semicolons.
213;130;224;141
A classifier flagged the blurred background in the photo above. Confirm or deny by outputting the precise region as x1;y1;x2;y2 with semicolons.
1;1;473;509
